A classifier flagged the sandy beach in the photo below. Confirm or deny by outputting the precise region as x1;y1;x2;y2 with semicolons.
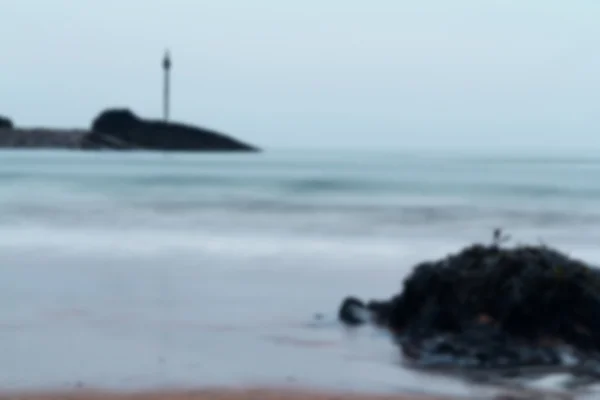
3;152;600;400
0;388;469;400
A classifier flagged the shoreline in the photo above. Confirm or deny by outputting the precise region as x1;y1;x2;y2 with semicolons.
0;387;469;400
0;128;85;149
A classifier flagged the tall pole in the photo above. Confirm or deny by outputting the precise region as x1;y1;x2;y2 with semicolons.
162;50;172;122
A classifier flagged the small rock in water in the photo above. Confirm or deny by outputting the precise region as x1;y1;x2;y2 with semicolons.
338;296;369;326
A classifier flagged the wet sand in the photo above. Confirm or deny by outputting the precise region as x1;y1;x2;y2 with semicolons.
0;249;492;397
0;388;469;400
1;251;597;399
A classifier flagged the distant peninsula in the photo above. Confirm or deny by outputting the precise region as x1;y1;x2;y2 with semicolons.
0;108;259;152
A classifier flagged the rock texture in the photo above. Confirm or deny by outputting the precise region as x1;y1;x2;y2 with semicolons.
338;230;600;379
83;108;259;151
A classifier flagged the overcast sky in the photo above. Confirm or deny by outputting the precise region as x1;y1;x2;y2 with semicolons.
1;0;598;152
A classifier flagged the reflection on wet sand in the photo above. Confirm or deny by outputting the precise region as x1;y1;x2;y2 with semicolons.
0;389;460;400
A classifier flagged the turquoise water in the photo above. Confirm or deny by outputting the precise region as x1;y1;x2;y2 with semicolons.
0;150;599;398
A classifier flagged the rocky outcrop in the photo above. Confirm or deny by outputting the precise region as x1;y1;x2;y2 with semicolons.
82;108;259;152
0;115;13;129
338;230;600;378
0;109;259;151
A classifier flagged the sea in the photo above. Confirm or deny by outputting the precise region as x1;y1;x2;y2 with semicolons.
2;149;600;399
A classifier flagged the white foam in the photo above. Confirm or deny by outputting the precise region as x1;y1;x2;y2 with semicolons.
0;224;449;263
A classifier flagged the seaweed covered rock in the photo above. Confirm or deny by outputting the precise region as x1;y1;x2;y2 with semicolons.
83;108;259;152
339;232;600;372
0;115;13;129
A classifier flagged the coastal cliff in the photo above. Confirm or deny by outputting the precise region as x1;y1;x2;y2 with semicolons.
0;109;259;152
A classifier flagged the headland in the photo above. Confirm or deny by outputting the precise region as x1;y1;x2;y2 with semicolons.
0;109;259;152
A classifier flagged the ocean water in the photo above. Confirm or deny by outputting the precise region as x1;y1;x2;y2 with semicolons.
2;150;600;398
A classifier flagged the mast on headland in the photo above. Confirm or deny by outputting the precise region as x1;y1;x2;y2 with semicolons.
162;49;172;121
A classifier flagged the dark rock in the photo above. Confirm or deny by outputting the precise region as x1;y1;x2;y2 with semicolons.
83;108;259;152
366;299;393;326
0;115;13;129
400;324;565;370
338;296;368;326
338;231;600;375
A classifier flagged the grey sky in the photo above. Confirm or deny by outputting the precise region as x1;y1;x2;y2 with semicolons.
1;1;598;151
